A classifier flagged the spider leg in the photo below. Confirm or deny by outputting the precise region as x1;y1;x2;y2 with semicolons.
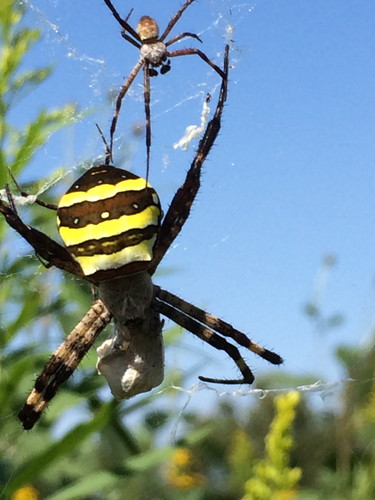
152;292;255;385
143;63;151;181
149;45;229;274
160;0;196;41
8;171;58;211
109;58;144;158
4;184;17;213
121;29;141;49
165;32;202;47
155;287;283;365
18;300;112;430
0;197;84;279
103;0;141;43
167;48;225;79
95;123;113;165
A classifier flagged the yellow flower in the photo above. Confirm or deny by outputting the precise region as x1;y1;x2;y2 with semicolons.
242;391;302;500
165;447;205;490
10;485;39;500
172;448;193;467
274;489;299;500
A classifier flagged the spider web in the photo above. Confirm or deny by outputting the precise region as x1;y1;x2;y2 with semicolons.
2;4;375;500
2;0;374;445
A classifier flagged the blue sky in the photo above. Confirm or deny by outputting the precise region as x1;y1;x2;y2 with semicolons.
16;0;375;402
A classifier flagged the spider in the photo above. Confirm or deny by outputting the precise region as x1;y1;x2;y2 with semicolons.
1;47;282;430
103;0;226;179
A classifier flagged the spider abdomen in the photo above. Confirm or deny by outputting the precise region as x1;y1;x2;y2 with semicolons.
137;16;159;41
57;165;161;280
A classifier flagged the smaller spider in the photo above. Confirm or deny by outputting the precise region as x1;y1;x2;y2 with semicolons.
103;0;226;179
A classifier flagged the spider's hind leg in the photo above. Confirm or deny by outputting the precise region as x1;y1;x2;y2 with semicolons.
7;170;58;211
149;45;229;274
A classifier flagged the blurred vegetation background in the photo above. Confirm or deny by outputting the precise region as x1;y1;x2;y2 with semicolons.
1;1;375;499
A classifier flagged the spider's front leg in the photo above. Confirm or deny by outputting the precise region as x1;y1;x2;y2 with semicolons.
153;292;255;385
18;300;112;430
109;58;144;158
143;63;152;180
153;287;283;386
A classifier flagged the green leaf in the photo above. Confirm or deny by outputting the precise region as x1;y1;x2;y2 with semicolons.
44;471;119;500
4;402;114;495
125;446;174;471
9;66;53;98
10;105;76;175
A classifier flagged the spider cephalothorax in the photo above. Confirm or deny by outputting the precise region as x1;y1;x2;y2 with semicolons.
0;47;283;430
103;0;225;177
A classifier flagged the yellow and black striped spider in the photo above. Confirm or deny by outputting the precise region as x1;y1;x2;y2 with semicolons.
0;48;282;430
103;0;225;178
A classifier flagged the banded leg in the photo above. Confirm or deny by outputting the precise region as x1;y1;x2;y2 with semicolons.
165;32;202;47
109;58;144;158
160;0;196;41
18;300;112;430
152;292;255;385
0;198;83;278
143;63;151;181
155;287;283;365
167;48;225;79
103;0;140;42
149;44;229;274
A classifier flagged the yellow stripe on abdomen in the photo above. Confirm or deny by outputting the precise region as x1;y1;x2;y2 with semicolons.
58;177;150;208
58;206;160;247
74;236;157;276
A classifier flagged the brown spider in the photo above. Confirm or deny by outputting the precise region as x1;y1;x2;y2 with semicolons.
103;0;226;179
